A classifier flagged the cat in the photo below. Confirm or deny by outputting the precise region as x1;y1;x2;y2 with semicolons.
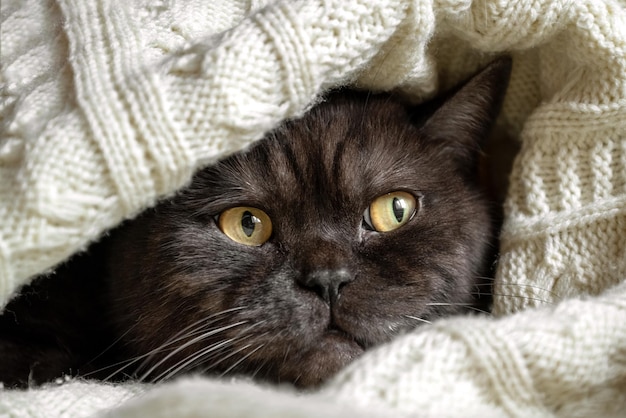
0;57;511;388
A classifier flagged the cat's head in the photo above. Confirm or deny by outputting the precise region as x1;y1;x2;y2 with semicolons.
106;58;511;387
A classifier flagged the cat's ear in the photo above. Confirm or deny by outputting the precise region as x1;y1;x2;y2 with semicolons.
419;57;512;174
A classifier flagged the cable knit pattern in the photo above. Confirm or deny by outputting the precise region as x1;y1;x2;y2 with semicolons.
1;0;625;416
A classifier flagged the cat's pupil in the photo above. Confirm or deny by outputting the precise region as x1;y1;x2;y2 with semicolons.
392;197;406;222
241;211;257;237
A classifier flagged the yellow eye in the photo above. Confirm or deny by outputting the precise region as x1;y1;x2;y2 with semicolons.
218;207;272;246
364;191;417;232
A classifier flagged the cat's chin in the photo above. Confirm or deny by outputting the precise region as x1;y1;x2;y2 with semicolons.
278;329;364;388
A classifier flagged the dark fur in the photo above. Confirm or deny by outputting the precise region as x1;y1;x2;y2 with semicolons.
0;58;511;388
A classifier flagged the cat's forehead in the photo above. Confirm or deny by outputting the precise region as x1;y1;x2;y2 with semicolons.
252;94;427;196
190;91;442;213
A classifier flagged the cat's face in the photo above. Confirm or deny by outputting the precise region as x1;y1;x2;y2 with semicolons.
105;59;510;387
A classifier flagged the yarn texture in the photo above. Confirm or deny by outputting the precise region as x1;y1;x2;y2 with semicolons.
1;0;625;416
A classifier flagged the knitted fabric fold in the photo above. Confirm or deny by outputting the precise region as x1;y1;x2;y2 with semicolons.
1;0;625;416
0;0;410;299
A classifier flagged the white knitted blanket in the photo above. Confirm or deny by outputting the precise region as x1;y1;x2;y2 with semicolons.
1;0;625;417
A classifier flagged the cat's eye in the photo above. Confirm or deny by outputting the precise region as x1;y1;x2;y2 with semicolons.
363;191;417;232
218;207;272;246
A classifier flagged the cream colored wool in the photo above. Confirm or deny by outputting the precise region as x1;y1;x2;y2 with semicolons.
1;0;625;417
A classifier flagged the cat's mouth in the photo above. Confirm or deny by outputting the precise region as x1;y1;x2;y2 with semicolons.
325;325;366;351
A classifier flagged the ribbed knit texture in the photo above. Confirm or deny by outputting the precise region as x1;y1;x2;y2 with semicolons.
1;0;625;417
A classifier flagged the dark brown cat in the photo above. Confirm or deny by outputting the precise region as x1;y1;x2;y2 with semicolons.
0;57;511;388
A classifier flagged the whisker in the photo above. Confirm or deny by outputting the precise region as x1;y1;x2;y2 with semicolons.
464;305;491;315
195;342;253;376
197;329;271;373
93;324;236;382
83;321;140;370
218;344;266;378
455;281;562;299
152;338;238;383
152;321;268;382
251;358;271;380
426;302;476;306
243;330;288;380
404;315;432;325
138;320;249;382
470;293;556;304
97;325;245;383
135;307;248;374
425;288;556;305
425;302;491;314
86;355;145;382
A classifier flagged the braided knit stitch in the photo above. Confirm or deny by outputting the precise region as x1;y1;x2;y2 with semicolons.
1;0;625;417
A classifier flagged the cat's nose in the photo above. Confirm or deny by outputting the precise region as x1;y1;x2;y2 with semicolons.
299;269;354;305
